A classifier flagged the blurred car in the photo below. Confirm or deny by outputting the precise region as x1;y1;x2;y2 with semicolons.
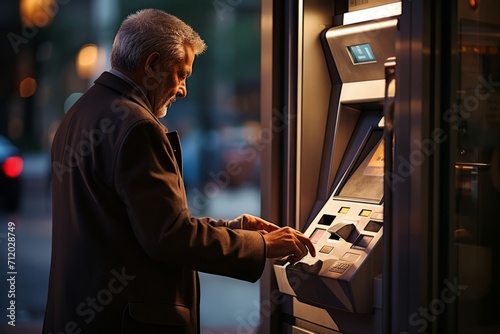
0;135;23;211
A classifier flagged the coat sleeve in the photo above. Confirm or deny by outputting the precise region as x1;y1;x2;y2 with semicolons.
113;120;266;282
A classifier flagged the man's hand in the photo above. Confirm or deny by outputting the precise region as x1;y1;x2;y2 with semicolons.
263;226;316;263
237;214;315;263
239;214;280;234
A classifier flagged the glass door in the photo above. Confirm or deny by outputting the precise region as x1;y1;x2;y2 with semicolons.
447;2;500;332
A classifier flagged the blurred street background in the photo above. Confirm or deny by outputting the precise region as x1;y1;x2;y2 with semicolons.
0;0;264;333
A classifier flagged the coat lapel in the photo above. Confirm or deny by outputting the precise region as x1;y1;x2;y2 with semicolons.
166;131;183;177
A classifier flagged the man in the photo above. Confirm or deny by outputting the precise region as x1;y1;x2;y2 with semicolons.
44;8;315;334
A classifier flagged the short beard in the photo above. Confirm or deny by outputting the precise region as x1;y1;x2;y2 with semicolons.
155;107;168;118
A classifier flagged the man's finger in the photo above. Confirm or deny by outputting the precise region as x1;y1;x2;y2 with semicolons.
297;234;316;257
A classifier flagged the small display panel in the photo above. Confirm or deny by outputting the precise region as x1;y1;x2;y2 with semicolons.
352;235;374;250
347;43;376;64
359;209;372;217
318;214;336;226
341;252;361;262
364;220;383;233
338;207;350;214
320;245;334;254
310;228;327;243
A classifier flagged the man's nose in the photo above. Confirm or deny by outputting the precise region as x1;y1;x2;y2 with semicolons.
177;84;187;98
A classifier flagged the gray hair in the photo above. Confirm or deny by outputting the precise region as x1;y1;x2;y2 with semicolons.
110;9;207;71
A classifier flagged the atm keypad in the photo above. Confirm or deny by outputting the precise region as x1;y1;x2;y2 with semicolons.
301;203;383;278
329;262;350;274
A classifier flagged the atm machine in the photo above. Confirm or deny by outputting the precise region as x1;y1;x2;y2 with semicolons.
261;0;500;333
266;1;401;333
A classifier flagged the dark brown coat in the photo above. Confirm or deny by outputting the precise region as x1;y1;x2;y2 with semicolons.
43;72;265;334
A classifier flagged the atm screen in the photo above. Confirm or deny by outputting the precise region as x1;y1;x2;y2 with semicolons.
336;134;384;203
347;43;376;64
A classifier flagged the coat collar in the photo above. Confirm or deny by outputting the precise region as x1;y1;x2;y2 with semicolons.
94;71;171;133
94;71;153;117
93;72;182;173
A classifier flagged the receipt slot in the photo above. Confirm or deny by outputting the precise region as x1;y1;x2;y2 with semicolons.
272;2;400;326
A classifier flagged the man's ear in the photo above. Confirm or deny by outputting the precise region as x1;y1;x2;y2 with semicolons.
144;52;161;78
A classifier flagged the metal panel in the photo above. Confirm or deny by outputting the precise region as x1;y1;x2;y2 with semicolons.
322;18;399;83
260;1;288;333
296;0;336;230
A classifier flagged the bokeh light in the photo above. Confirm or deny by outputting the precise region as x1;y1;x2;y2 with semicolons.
19;76;37;98
76;44;99;79
20;0;57;28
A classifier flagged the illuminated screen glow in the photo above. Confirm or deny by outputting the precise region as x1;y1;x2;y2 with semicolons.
347;43;376;64
336;136;384;203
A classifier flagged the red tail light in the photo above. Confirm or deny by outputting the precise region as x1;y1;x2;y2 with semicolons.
3;156;23;178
